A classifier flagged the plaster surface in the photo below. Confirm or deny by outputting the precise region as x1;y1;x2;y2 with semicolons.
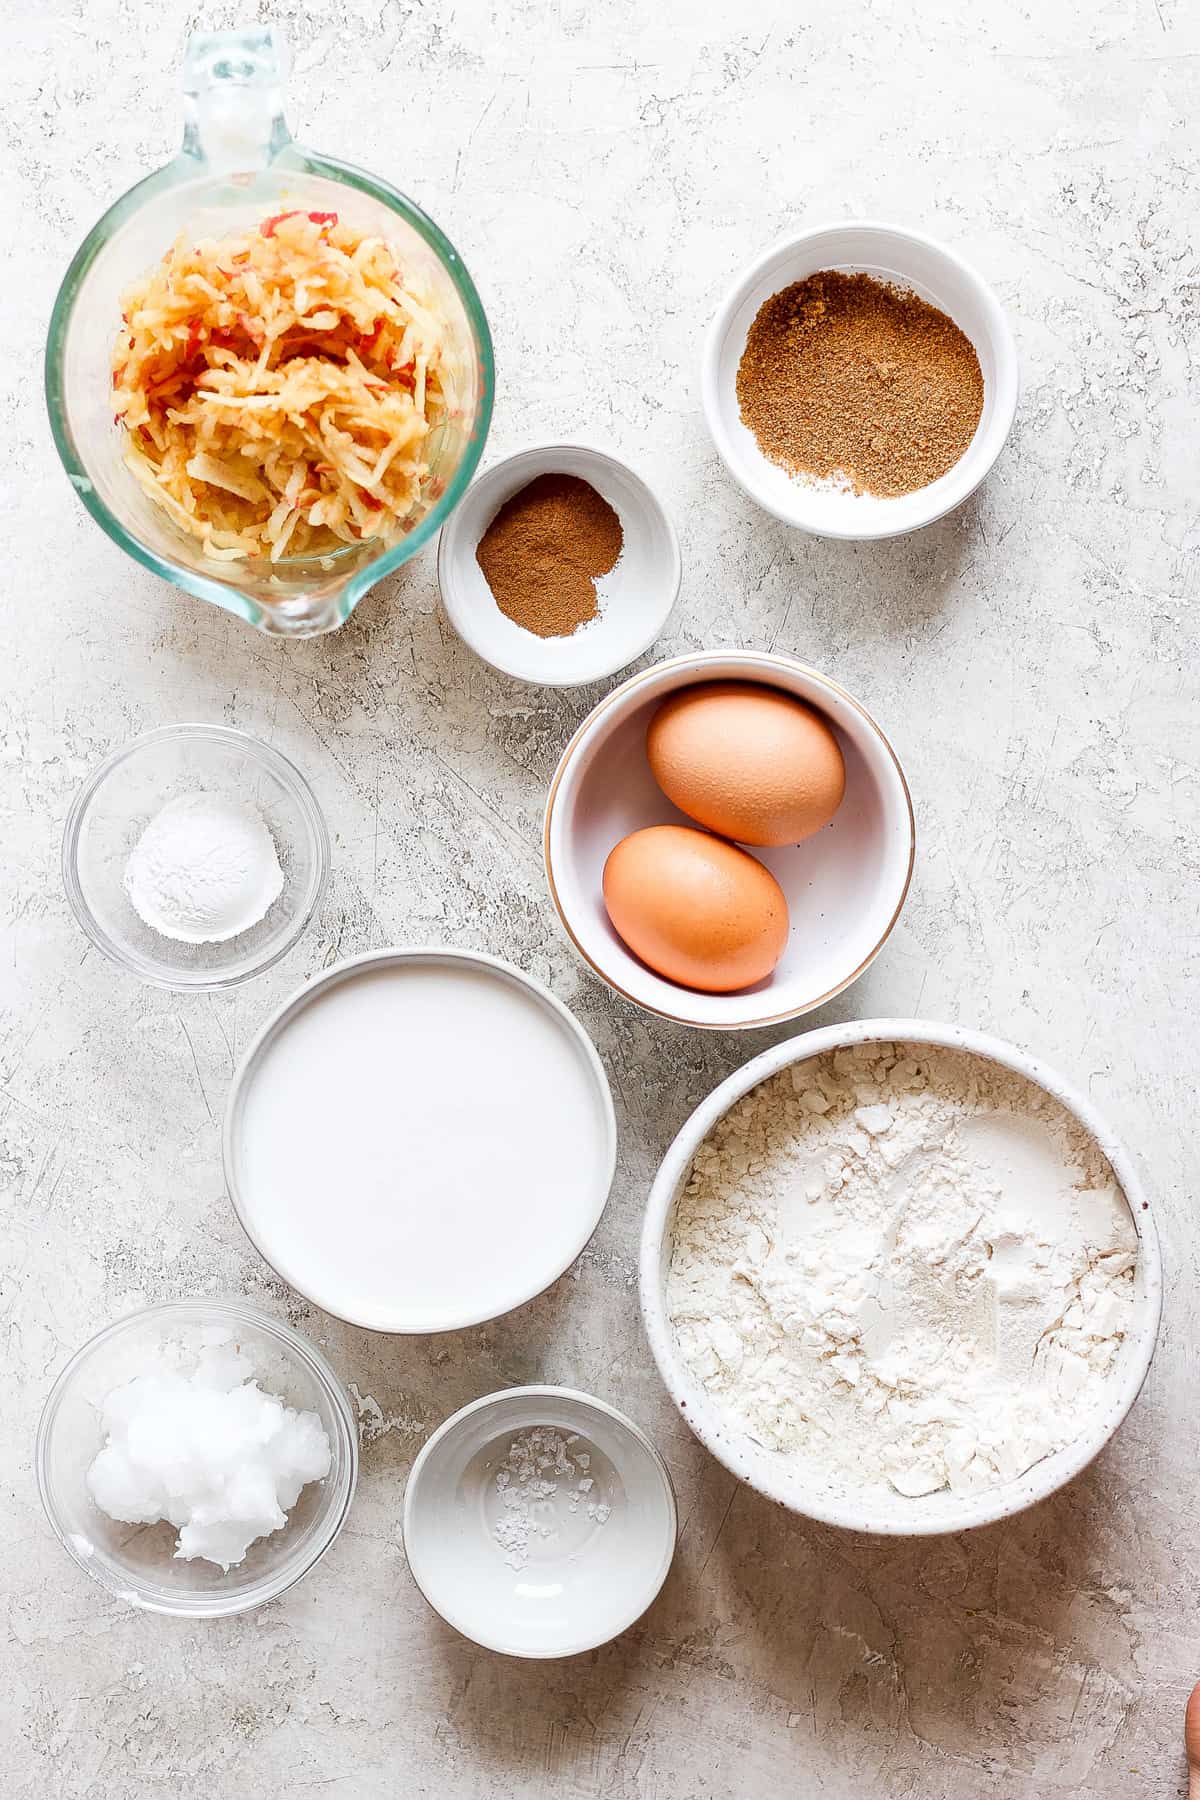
3;1;1198;1794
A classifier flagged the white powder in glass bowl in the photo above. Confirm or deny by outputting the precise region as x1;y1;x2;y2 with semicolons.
124;792;284;944
667;1041;1138;1503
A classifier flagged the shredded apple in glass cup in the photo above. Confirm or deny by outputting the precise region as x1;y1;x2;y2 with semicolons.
111;208;450;563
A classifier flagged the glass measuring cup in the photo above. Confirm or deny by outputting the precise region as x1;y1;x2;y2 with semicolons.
45;28;494;638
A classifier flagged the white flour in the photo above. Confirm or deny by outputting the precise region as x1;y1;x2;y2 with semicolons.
667;1042;1138;1501
124;792;284;944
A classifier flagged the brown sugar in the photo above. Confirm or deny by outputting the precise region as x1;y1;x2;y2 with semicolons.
475;472;624;639
735;270;984;498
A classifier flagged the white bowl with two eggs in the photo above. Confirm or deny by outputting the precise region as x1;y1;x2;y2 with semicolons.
544;649;915;1029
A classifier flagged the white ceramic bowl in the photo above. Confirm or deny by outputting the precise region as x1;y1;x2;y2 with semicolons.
702;220;1019;539
639;1019;1163;1536
223;948;616;1333
403;1385;677;1658
437;443;681;685
544;650;915;1029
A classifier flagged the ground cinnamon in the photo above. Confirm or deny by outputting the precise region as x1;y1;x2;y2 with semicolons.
736;270;984;497
475;473;624;638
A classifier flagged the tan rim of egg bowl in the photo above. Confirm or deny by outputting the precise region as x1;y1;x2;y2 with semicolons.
542;649;916;1030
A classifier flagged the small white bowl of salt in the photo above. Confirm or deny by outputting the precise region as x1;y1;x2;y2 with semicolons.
403;1385;677;1658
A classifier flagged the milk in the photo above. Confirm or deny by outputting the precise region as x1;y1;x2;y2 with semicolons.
231;957;612;1331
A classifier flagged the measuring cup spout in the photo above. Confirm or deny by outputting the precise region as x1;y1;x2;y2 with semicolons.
181;27;294;177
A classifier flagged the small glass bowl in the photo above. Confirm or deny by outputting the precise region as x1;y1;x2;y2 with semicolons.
63;724;330;989
36;1300;358;1618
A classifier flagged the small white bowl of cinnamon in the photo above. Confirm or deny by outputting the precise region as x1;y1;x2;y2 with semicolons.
702;220;1018;540
437;443;681;686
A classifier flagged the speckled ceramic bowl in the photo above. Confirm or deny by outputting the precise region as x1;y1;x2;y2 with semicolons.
639;1018;1162;1536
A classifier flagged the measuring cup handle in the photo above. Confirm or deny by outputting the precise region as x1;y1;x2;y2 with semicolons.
180;27;294;176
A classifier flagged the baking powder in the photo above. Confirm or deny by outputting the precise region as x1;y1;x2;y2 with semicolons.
667;1041;1137;1502
124;791;284;944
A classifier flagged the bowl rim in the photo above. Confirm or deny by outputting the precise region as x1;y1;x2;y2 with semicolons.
402;1382;679;1658
61;722;331;991
701;217;1020;541
437;439;683;687
638;1016;1164;1537
542;649;916;1029
35;1297;359;1617
222;946;618;1333
43;146;495;636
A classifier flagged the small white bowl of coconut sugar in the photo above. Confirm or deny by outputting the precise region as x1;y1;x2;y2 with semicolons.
702;220;1018;539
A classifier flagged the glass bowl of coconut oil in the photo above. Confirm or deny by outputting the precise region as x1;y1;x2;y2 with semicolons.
36;1300;358;1617
62;723;330;989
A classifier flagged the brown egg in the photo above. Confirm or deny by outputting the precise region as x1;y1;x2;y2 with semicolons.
647;681;846;846
602;825;789;993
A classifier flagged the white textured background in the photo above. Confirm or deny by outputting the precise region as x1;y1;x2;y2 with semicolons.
3;1;1198;1794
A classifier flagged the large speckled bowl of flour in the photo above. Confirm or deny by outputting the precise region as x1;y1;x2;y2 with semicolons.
639;1019;1162;1535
